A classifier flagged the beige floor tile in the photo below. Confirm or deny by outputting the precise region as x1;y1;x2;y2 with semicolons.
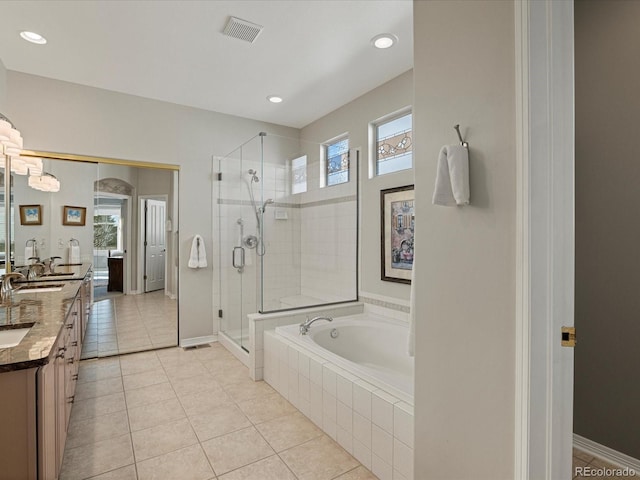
280;435;359;480
189;404;252;442
202;426;274;475
164;362;210;381
204;358;246;377
125;381;177;409
223;380;275;403
98;341;119;352
119;351;162;375
171;373;223;398
256;412;323;452
334;466;378;480
218;454;297;480
178;388;234;417
118;337;153;350
70;392;126;422
136;444;215;480
212;365;252;386
128;397;186;432
237;393;296;424
573;448;594;463
66;409;130;449
74;376;124;401
123;369;169;391
132;417;199;461
78;359;121;384
85;464;137;480
60;433;134;480
573;457;590;478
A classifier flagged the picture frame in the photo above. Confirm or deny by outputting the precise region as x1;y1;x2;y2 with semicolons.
19;205;43;226
62;205;87;226
381;185;414;284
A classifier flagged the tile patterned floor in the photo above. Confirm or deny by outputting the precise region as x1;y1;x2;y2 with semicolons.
572;448;627;479
62;343;377;480
81;290;177;359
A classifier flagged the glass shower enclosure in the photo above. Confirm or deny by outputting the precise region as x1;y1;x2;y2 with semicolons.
214;132;358;351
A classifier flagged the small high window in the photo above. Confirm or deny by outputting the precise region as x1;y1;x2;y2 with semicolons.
375;111;412;175
325;137;349;186
291;155;307;194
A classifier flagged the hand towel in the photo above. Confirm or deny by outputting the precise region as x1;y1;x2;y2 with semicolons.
188;235;207;269
25;246;36;264
432;144;470;206
68;245;80;264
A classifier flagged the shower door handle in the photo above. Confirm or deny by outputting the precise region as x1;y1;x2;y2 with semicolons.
232;246;245;271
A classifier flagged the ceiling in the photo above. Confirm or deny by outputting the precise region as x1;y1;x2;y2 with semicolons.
0;1;413;129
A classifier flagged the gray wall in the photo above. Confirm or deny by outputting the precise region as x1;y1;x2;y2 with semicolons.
575;0;640;460
301;70;414;302
413;1;516;478
5;71;298;342
0;59;6;113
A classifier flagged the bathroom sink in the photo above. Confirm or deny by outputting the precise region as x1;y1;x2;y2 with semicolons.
0;323;34;349
14;284;65;294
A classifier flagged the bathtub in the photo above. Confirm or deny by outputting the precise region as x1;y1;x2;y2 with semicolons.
276;312;414;403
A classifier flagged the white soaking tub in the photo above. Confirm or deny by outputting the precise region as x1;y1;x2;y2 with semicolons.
276;312;414;402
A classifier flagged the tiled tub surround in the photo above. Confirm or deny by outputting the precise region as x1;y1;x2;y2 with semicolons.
263;313;415;480
247;302;365;381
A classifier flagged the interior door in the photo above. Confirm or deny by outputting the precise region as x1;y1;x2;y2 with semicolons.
144;199;166;292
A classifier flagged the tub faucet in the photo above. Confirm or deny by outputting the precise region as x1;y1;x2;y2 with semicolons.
27;263;45;280
299;316;333;335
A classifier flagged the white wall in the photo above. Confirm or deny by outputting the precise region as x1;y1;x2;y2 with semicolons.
301;70;414;303
5;71;298;342
14;159;97;264
413;1;516;479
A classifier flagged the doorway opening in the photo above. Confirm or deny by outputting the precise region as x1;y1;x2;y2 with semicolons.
93;193;130;300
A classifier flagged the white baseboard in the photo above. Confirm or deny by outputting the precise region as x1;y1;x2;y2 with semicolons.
218;332;250;367
180;335;217;348
574;434;640;472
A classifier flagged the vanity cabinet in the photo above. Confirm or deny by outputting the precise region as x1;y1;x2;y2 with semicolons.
0;289;83;480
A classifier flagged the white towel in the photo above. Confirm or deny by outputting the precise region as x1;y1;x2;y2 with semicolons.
25;246;36;264
432;144;470;206
68;245;80;264
188;235;207;269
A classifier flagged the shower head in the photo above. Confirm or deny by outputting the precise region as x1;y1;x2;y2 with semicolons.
247;169;259;182
261;198;274;211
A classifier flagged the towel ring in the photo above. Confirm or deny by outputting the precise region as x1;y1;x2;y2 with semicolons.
454;125;469;148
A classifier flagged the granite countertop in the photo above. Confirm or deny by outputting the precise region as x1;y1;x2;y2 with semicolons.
13;262;92;283
0;281;81;372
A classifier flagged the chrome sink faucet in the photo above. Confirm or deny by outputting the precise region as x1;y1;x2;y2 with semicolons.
299;316;333;335
1;272;25;304
44;256;62;274
27;263;45;280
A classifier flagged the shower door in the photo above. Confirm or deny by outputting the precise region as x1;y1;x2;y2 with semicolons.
217;138;262;351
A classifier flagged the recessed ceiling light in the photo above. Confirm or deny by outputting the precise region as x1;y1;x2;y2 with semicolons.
20;31;47;45
371;33;397;49
267;95;283;104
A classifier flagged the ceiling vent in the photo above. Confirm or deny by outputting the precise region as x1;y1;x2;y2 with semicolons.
222;16;263;43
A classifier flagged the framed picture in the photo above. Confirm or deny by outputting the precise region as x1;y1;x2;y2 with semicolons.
381;185;414;284
19;205;43;225
63;205;87;226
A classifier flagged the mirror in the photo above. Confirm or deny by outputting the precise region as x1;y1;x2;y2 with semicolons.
10;155;179;359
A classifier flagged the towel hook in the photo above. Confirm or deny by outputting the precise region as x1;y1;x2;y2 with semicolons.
69;238;80;247
454;124;468;148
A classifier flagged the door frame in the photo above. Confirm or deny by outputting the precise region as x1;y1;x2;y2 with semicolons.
94;191;133;295
139;194;168;294
515;1;575;479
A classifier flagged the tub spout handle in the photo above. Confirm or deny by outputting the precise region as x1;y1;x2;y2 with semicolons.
299;316;333;335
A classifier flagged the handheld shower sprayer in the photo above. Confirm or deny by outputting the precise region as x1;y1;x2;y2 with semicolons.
247;169;259;182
